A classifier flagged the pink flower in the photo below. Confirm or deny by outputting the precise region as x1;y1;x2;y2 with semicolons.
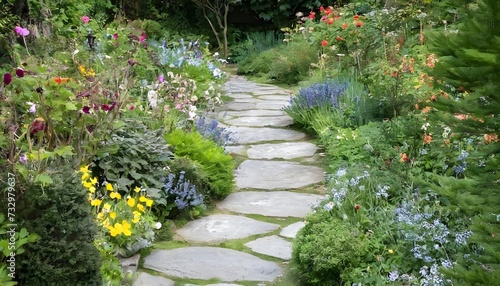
29;103;37;113
81;16;90;24
139;33;146;43
129;106;135;111
158;74;164;83
112;33;118;39
19;154;28;164
14;26;29;37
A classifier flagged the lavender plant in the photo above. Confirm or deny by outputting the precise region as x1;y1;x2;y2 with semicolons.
195;116;236;148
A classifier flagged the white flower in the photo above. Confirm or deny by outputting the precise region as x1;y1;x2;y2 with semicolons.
154;222;162;229
147;90;158;108
212;68;222;78
213;52;219;57
295;12;303;17
188;105;197;119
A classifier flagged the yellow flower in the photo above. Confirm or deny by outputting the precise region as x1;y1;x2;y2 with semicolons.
388;249;394;254
146;199;154;207
90;176;98;185
127;197;136;208
88;186;96;193
79;165;90;173
132;216;140;224
139;196;147;202
83;181;93;189
133;211;141;217
109;211;116;219
81;173;90;181
97;213;104;220
91;199;102;207
103;203;111;211
106;183;114;191
107;222;123;237
79;65;86;74
110;192;121;200
134;186;141;193
87;68;96;77
121;220;132;236
136;203;145;212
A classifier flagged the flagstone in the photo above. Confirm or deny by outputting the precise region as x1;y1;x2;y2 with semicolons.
228;127;306;144
280;221;306;238
223;116;293;127
247;142;318;160
245;235;292;260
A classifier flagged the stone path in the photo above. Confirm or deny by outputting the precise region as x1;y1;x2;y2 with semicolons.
134;75;325;285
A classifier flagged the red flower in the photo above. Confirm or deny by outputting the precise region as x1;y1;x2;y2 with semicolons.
353;15;360;21
354;204;360;210
3;73;12;85
327;18;334;25
356;21;363;27
423;134;433;144
82;106;90;114
342;23;348;29
336;36;343;41
321;40;328;47
16;69;24;78
31;117;46;135
309;12;316;19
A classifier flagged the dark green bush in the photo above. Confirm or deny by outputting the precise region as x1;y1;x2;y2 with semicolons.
16;169;101;286
292;212;371;286
165;129;234;200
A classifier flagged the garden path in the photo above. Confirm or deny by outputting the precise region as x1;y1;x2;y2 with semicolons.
134;75;326;286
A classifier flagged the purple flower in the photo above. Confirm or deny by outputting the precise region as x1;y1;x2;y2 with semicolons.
130;105;135;111
158;74;164;83
128;59;138;66
14;26;30;37
112;33;118;39
3;73;12;85
29;103;37;113
16;69;24;77
82;106;90;114
19;154;28;164
101;104;110;111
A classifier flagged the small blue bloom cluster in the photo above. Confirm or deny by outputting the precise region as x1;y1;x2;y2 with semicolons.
163;171;204;210
195;116;236;147
454;150;469;176
289;80;346;110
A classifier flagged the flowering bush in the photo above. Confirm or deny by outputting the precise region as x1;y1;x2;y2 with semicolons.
80;166;159;258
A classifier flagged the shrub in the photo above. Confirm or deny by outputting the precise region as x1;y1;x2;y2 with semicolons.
16;169;102;285
268;42;319;84
165;129;234;199
293;212;372;285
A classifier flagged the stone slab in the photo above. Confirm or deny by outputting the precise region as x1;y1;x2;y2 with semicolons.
143;247;282;282
121;253;140;274
176;214;279;243
133;272;175;286
258;95;292;101
217;191;324;217
228;127;306;144
280;221;306;238
224;116;293;127
245;235;292;260
234;160;324;190
227;93;254;99
247;142;318;160
221;110;286;117
255;102;287;110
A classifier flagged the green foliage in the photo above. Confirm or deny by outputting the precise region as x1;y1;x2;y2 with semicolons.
16;169;102;285
94;119;173;196
230;30;283;63
165;129;234;199
293;212;372;285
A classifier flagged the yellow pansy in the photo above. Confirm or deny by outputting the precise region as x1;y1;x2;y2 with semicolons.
109;211;116;219
146;199;154;207
127;197;136;208
91;199;102;207
88;186;96;193
139;196;147;202
90;176;98;185
121;220;132;236
110;192;121;200
132;215;140;224
133;211;141;217
106;183;114;191
136;203;145;212
134;186;141;193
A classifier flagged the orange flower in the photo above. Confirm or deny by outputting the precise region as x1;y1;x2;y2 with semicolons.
422;106;431;113
53;77;69;84
423;134;433;144
454;114;467;120
399;153;409;163
444;139;450;145
353;15;360;21
484;133;499;144
342;23;348;29
430;95;437;101
415;104;420;110
321;40;328;47
309;12;316;19
327;18;334;25
356;21;363;27
336;36;343;41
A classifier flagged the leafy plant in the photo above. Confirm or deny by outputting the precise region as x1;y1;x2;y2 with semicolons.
94;119;173;196
165;128;234;199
